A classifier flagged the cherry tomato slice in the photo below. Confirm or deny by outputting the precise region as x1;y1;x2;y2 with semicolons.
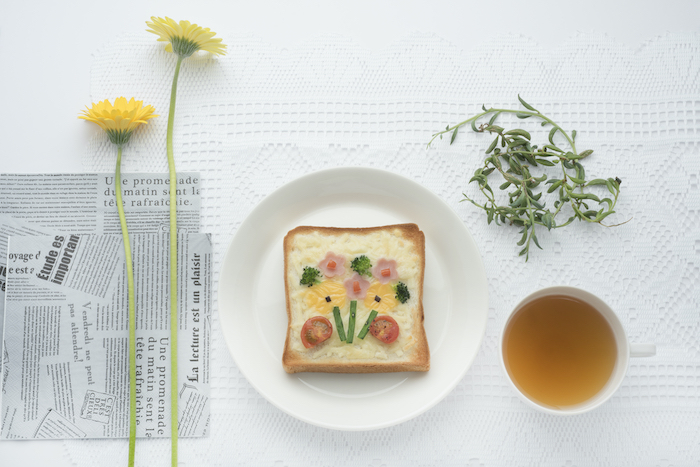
369;315;399;344
301;316;333;348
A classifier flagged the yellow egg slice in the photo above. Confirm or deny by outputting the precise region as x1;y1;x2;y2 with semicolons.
364;282;398;313
305;281;347;314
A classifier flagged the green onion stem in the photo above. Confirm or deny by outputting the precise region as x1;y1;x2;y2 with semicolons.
357;310;378;340
166;54;183;467
346;301;357;343
332;306;346;342
116;146;136;467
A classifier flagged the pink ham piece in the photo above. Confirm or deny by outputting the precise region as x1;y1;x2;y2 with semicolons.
344;273;371;300
371;258;399;284
318;251;346;278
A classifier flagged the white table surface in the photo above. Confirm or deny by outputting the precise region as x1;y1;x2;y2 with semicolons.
1;1;699;466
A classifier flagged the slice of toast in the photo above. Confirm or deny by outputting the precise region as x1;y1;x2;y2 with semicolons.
282;224;429;373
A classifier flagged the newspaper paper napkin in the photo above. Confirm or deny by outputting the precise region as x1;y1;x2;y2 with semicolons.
0;173;211;439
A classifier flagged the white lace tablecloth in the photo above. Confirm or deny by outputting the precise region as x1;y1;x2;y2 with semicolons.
68;31;700;466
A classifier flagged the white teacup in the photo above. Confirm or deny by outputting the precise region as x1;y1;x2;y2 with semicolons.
499;286;656;415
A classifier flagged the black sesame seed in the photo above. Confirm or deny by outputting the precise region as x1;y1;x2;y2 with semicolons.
374;295;381;302
325;296;331;302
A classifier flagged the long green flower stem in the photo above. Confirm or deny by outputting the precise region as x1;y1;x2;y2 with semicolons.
115;146;137;467
166;55;183;467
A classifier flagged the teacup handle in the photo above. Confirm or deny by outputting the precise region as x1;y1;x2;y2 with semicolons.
630;343;656;357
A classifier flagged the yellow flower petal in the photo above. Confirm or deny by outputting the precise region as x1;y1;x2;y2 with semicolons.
79;97;158;145
146;16;226;57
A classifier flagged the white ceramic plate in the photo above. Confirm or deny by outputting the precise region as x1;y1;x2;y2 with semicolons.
219;167;488;430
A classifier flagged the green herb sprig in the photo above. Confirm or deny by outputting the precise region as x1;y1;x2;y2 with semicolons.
429;95;625;260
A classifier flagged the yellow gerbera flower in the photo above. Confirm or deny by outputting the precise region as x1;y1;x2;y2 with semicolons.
79;97;158;146
146;16;226;58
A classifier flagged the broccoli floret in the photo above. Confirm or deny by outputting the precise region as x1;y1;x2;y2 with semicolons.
300;267;322;287
350;255;372;277
394;282;410;303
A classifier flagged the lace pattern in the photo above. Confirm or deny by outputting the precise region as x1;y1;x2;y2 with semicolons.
68;31;700;466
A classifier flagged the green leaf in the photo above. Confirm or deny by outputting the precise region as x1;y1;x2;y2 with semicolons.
595;211;614;222
587;179;607;186
504;129;532;140
517;228;528;246
516;112;531;119
488;112;500;126
606;180;615;194
508;138;529;148
450;126;459;144
471;120;478;132
511;191;526;208
547;180;563;193
487;125;504;133
569;192;600;202
548;127;557;144
491;154;502;169
544;144;563;153
486;137;499;154
505;174;521;184
531;231;543;250
487;208;494;224
519;246;529;258
507;157;522;175
499;181;512;190
578;149;594;159
518;95;537;112
572;129;577;141
537;159;556;166
482;167;495;176
543;211;555;230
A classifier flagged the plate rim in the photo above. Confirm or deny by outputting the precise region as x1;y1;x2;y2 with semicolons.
218;166;488;430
